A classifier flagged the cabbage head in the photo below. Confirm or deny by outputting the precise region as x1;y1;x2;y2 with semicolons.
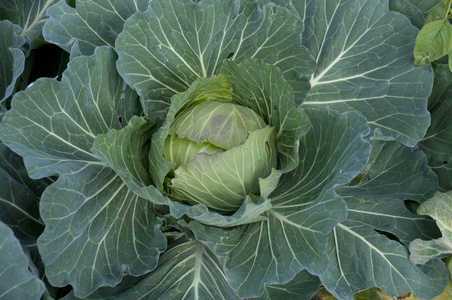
163;100;277;212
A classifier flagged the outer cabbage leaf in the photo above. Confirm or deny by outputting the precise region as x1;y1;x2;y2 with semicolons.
96;238;241;300
0;0;58;49
190;108;371;298
116;0;315;120
0;20;26;104
321;138;447;299
419;64;452;191
410;191;452;265
0;142;51;246
0;221;45;300
43;0;150;55
0;46;166;297
301;0;432;146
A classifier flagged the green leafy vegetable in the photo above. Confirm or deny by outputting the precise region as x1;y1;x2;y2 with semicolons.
0;0;450;299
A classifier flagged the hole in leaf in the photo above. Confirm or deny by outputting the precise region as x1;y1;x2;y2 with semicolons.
227;52;234;59
118;116;123;123
443;161;448;165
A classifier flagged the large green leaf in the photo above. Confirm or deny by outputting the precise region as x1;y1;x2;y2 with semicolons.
300;0;432;146
320;139;446;299
0;20;26;104
0;0;58;49
0;46;165;297
0;221;45;300
190;108;371;298
321;221;447;300
0;142;51;246
419;64;452;191
43;0;149;55
410;191;452;265
116;0;315;119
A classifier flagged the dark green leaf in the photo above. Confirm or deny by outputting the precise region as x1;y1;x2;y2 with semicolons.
0;221;45;300
322;139;446;299
321;221;447;300
389;0;426;28
0;20;26;104
0;142;50;246
108;239;241;300
419;64;452;190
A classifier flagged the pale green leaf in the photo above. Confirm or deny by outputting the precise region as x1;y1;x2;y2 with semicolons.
0;221;45;300
116;0;315;117
219;59;311;173
414;6;452;65
301;0;432;146
410;191;452;265
43;0;149;55
170;126;277;212
0;0;58;49
419;64;452;190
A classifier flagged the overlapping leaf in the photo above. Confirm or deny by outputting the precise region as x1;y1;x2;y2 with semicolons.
190;108;371;298
0;221;45;300
116;0;315;120
0;142;51;246
320;139;447;299
99;238;241;299
410;0;443;16
419;64;452;190
43;0;150;55
0;0;58;49
300;0;433;146
0;20;26;104
0;46;165;297
410;191;452;265
389;0;426;28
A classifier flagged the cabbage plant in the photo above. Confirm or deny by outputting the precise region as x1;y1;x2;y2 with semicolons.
0;0;451;299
